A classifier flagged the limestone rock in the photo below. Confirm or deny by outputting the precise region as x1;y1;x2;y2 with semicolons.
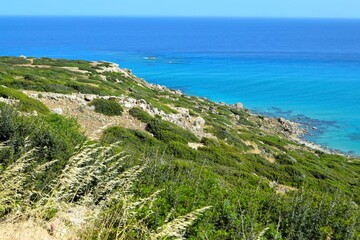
235;102;244;109
194;116;205;127
52;108;63;115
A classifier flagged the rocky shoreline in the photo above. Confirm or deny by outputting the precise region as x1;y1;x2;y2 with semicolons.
95;61;352;157
11;58;350;157
138;69;347;157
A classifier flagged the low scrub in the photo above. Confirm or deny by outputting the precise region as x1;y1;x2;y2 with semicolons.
0;104;85;170
89;98;123;116
0;86;49;114
129;107;153;123
146;118;199;144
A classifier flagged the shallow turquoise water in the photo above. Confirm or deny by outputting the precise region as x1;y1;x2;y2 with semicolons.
0;17;359;155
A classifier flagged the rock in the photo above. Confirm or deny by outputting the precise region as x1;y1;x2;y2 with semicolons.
139;103;148;110
194;116;205;127
175;90;182;96
52;108;63;115
109;96;118;101
235;102;244;109
137;99;147;104
278;117;287;124
88;106;95;111
127;98;137;104
154;84;166;92
153;108;162;116
124;102;134;108
84;95;94;102
78;106;85;113
178;108;190;117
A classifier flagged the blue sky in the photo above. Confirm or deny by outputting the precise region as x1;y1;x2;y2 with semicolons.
1;0;360;18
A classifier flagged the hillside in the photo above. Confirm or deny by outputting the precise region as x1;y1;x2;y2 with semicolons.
0;56;359;239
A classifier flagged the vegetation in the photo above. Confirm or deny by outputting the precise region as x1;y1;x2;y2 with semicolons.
146;118;199;144
0;141;210;239
0;85;49;114
129;107;154;123
89;98;124;116
0;57;359;239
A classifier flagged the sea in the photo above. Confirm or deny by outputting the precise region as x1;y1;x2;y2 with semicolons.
0;17;360;155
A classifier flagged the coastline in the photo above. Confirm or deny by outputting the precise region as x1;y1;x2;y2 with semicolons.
119;63;351;158
0;55;354;158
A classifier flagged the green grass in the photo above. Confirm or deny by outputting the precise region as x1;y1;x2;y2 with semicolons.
0;85;49;114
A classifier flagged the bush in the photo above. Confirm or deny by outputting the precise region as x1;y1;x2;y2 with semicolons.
89;99;123;116
129;107;153;123
0;86;49;114
167;141;196;159
101;126;161;148
0;104;85;167
0;56;31;65
146;118;198;144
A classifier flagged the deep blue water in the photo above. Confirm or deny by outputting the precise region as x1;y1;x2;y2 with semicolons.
1;17;360;155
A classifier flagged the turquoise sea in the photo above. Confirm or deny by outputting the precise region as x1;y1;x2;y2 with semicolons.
1;17;360;155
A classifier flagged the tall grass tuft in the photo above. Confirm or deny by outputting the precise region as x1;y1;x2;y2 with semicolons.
0;140;211;239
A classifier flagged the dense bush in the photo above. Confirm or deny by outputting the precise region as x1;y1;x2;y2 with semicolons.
89;98;123;116
101;126;159;146
0;104;85;167
129;107;153;123
146;118;198;144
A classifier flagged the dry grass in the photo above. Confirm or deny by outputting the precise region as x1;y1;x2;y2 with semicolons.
0;140;211;239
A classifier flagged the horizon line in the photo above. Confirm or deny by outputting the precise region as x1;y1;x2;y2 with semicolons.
0;15;360;20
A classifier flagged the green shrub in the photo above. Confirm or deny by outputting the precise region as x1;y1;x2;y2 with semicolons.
89;99;123;116
31;114;86;162
146;118;198;143
0;86;49;114
167;141;196;159
101;126;161;146
0;56;31;65
66;83;104;95
0;104;85;167
211;125;248;150
129;107;153;123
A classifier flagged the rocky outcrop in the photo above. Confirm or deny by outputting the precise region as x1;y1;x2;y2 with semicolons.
23;90;208;139
277;117;305;136
0;97;19;105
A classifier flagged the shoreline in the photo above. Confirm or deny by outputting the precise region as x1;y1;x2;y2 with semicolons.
251;109;354;157
2;55;356;158
123;65;354;158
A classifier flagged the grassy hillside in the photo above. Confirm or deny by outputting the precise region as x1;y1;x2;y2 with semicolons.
0;56;359;239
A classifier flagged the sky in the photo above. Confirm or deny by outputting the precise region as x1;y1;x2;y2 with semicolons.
1;0;360;19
